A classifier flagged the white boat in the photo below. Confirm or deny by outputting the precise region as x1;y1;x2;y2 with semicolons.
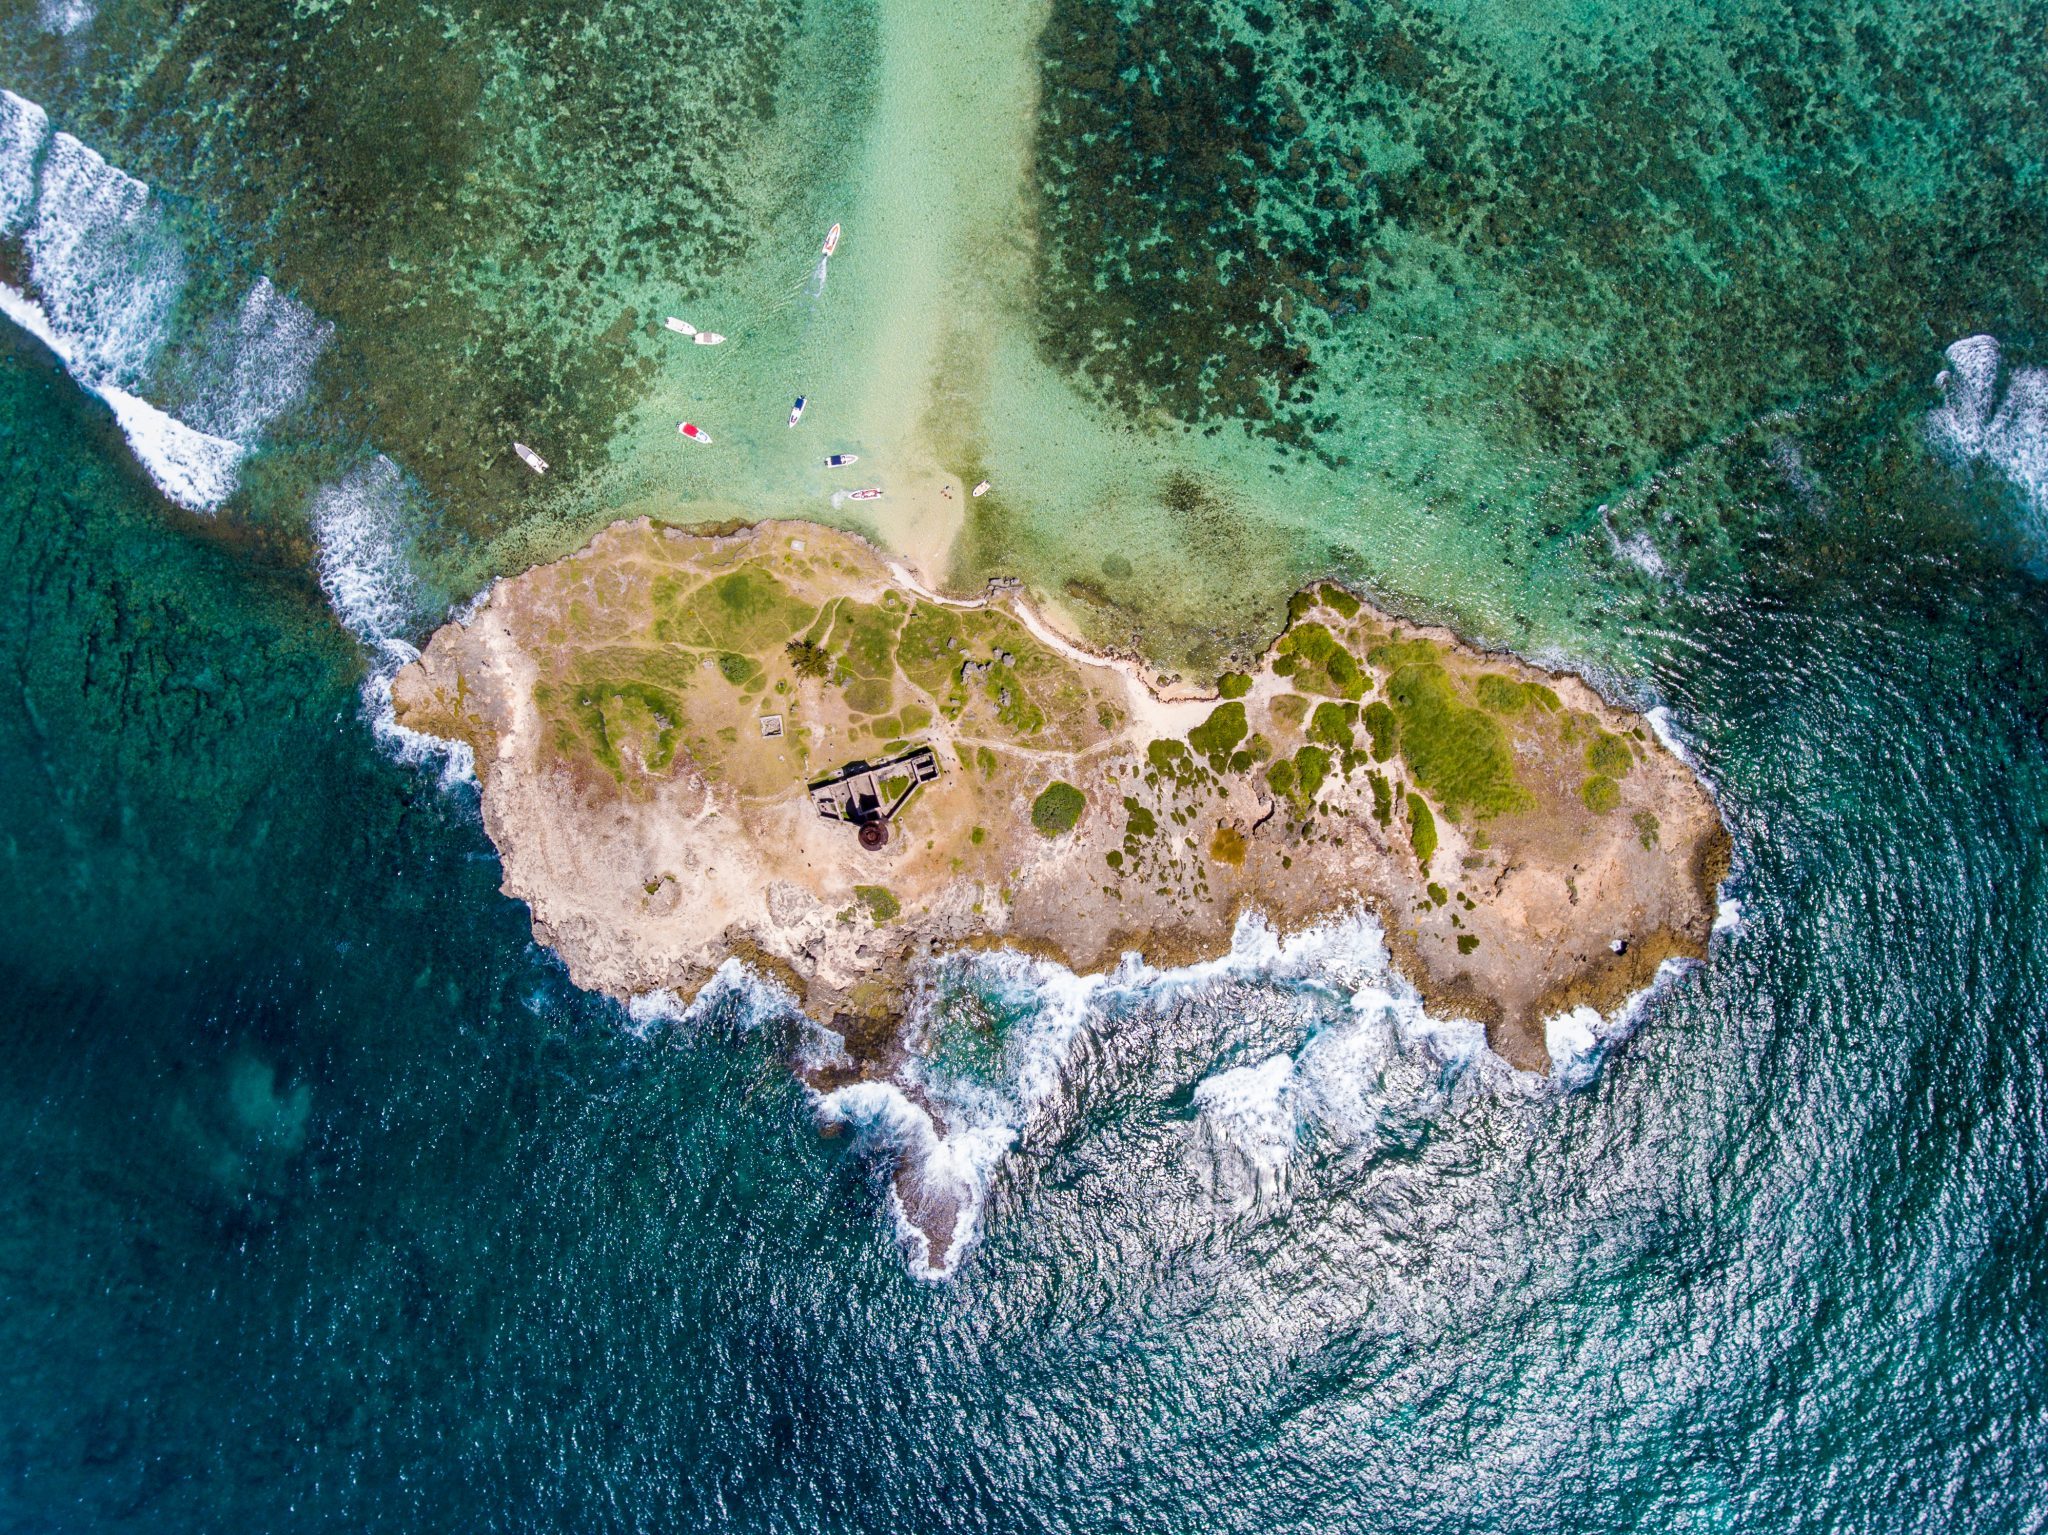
788;395;807;428
971;479;990;497
666;318;726;345
847;487;882;501
513;442;548;474
678;421;714;444
824;453;858;468
821;222;841;257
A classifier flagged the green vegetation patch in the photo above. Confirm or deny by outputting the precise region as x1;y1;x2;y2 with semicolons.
843;677;893;715
1031;781;1087;837
1581;775;1622;813
716;652;758;685
1317;583;1361;618
673;566;814;652
1275;622;1367;699
1475;673;1563;714
1408;793;1439;869
1383;664;1529;819
854;885;901;923
1309;701;1356;751
1217;671;1253;699
1457;935;1480;955
538;678;684;781
1209;824;1248;865
1188;701;1248;769
1586;731;1634;778
1633;810;1661;849
1293;744;1331;800
1362;700;1396;761
1368;770;1393;824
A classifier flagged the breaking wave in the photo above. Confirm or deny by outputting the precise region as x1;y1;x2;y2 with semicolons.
309;457;473;786
791;907;1692;1279
0;88;327;511
1927;334;2048;557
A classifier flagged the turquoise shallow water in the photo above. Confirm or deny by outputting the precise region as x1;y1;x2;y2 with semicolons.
3;0;2048;1526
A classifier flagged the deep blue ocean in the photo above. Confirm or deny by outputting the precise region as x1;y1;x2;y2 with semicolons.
4;0;2048;1528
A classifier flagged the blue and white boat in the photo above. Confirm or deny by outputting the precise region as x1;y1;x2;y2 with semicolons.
788;395;807;428
824;452;858;468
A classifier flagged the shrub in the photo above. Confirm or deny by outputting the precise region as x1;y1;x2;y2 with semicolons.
1217;671;1253;699
1362;701;1396;761
1580;775;1621;813
1031;781;1086;836
854;885;900;923
1309;701;1355;751
778;638;827;683
1209;825;1247;865
1188;701;1248;767
1408;792;1438;869
1586;731;1633;778
1384;663;1528;818
1294;744;1331;799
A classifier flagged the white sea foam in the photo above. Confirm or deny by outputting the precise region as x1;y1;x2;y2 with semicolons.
1192;1053;1298;1210
23;130;186;390
307;458;474;786
1927;333;2048;551
0;91;48;236
37;0;95;34
623;959;799;1040
1;96;331;511
815;1078;1014;1280
185;276;332;442
311;456;421;644
97;384;243;510
1539;955;1698;1090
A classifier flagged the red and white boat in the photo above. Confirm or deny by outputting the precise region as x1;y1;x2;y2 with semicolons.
847;487;882;501
677;421;714;444
821;222;841;258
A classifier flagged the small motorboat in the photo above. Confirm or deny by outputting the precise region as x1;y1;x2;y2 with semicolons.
513;442;548;474
693;331;725;346
847;487;883;501
678;421;714;443
788;395;807;428
666;318;725;345
821;223;841;258
971;479;991;497
824;453;859;468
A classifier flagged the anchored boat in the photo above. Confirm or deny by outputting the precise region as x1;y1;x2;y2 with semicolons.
824;453;859;468
821;223;841;257
847;487;883;501
971;480;990;497
513;442;548;474
665;317;726;345
663;323;729;349
677;421;714;443
788;395;807;428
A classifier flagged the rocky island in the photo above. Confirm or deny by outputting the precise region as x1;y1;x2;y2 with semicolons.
394;518;1726;1087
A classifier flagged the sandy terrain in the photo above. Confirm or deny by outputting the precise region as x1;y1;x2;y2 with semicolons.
394;518;1726;1088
